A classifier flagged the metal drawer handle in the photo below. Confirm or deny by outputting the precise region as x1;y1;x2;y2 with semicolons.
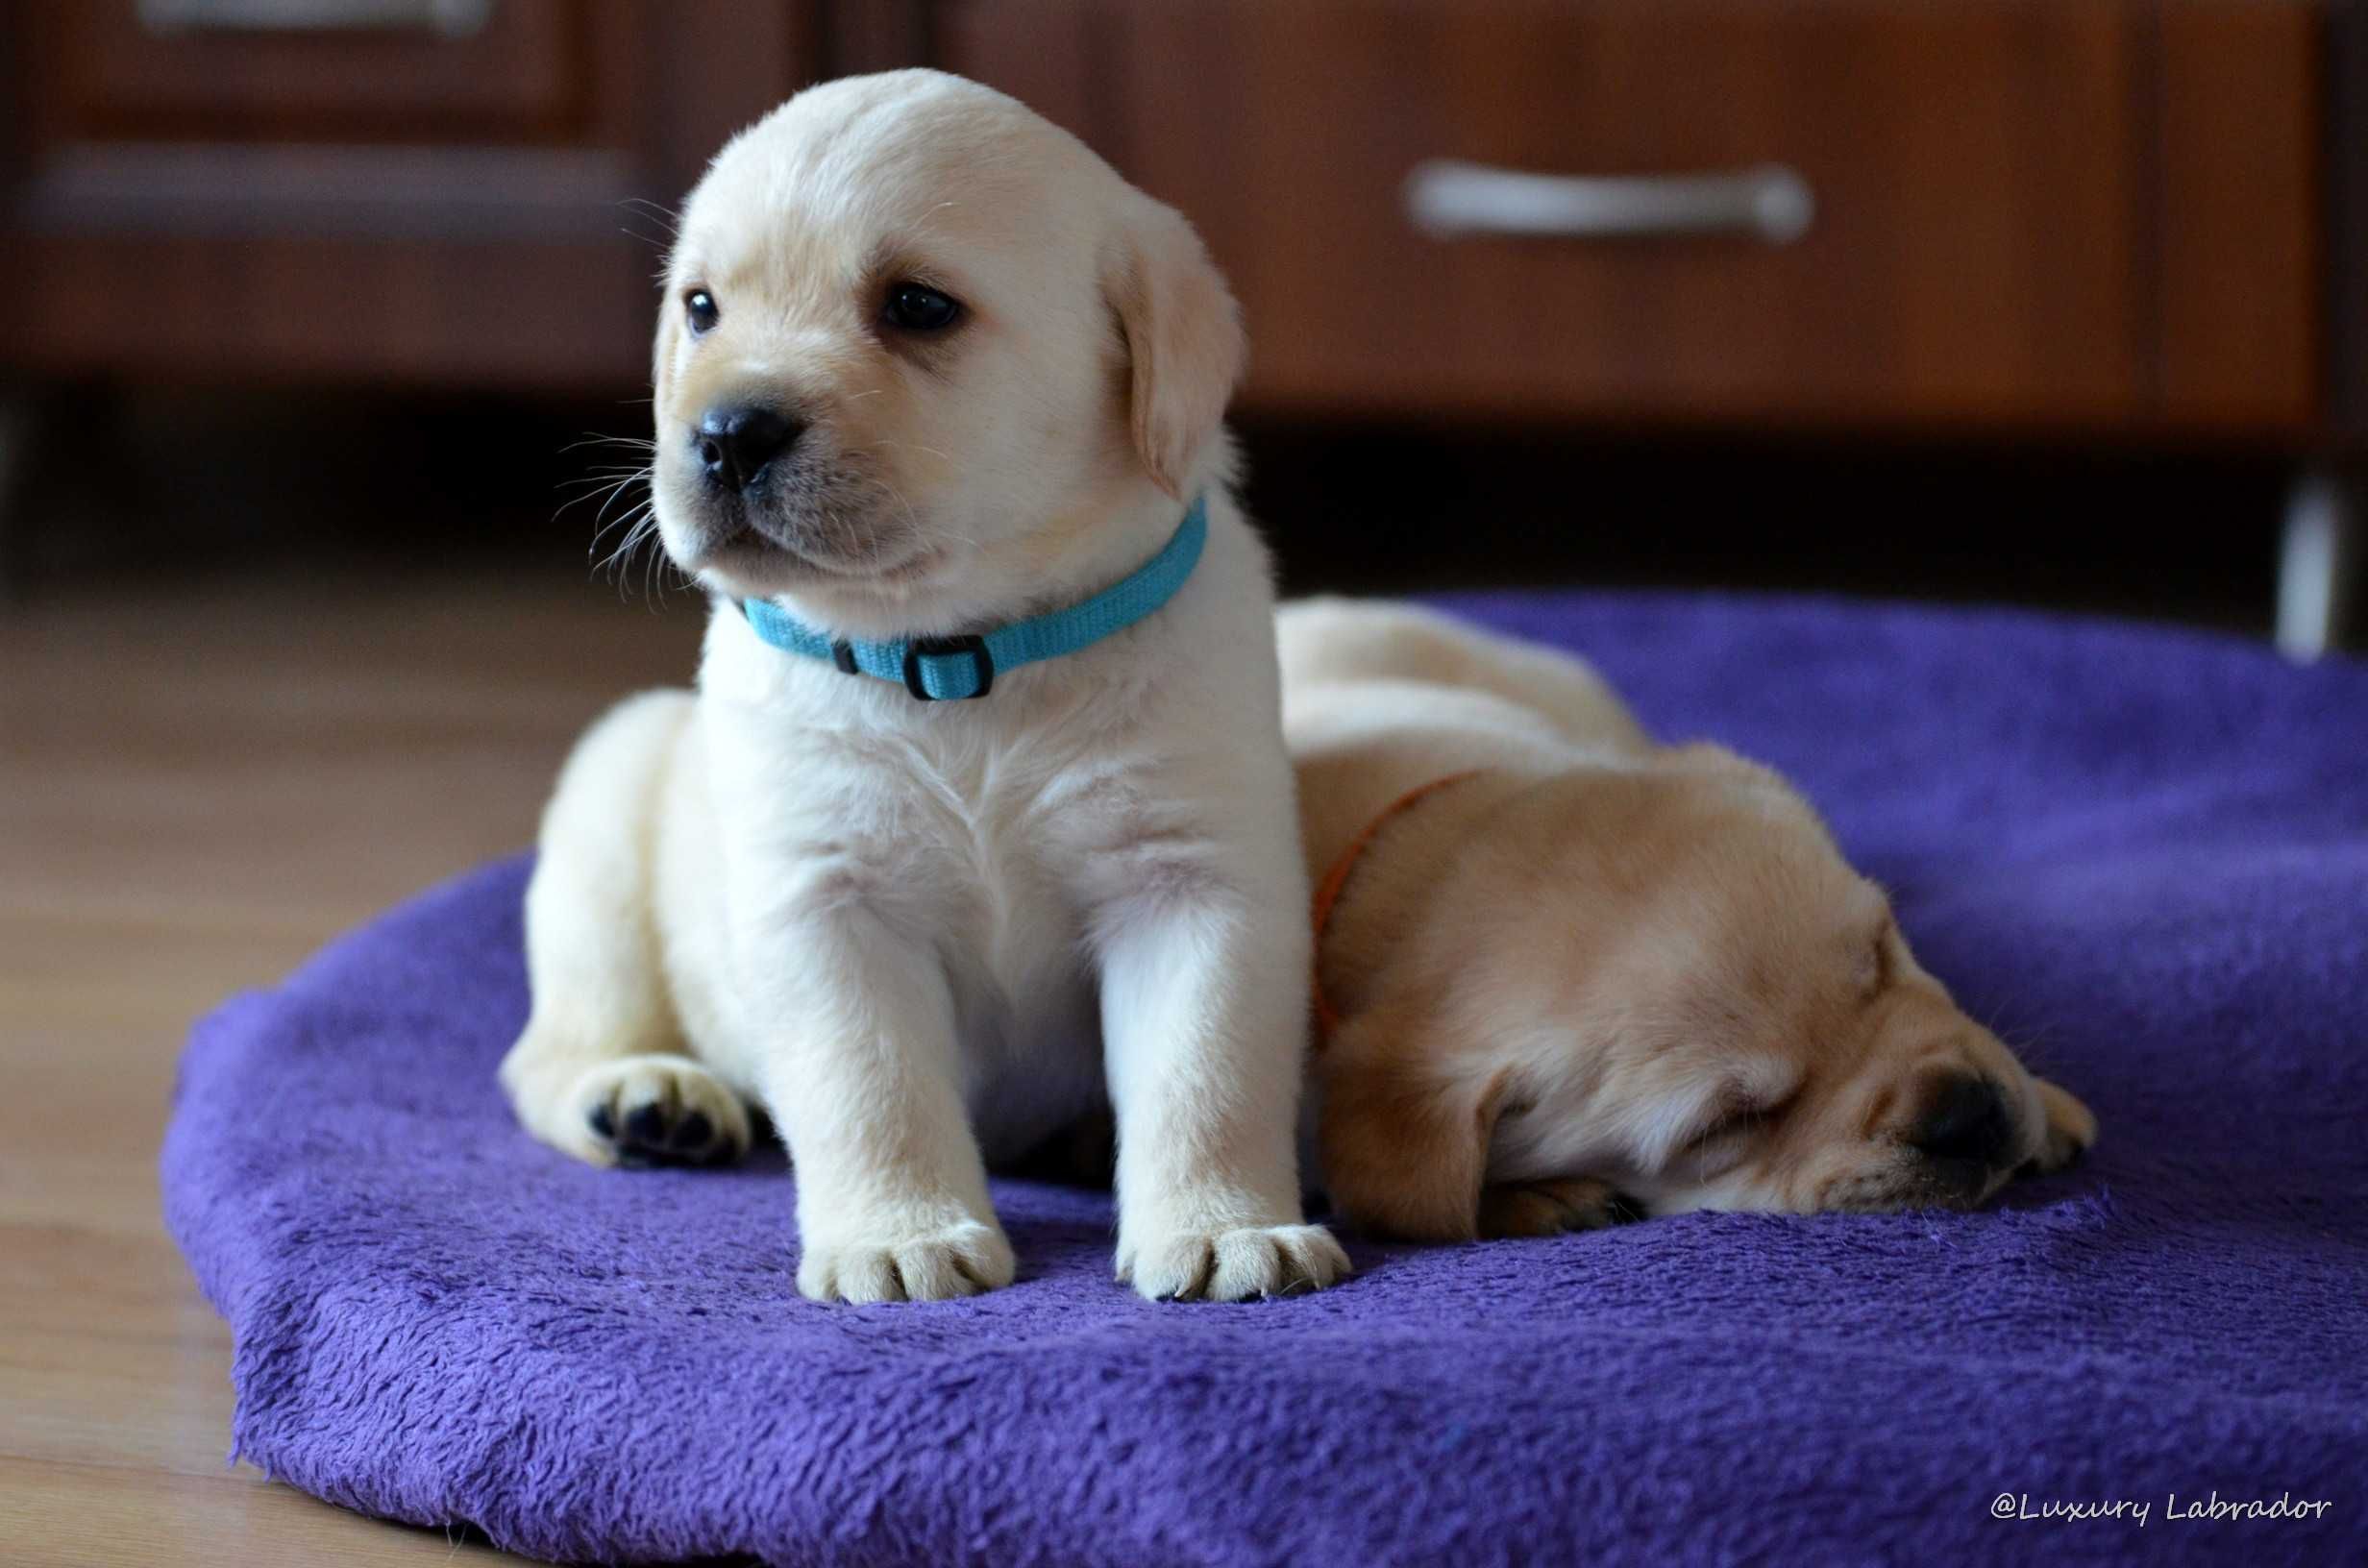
137;0;492;36
1405;159;1814;244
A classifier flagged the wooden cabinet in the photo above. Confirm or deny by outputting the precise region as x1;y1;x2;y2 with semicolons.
942;0;2321;435
2153;0;2323;431
0;0;2336;435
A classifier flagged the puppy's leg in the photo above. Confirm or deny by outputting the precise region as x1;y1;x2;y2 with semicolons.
502;691;752;1168
1477;1178;1646;1239
753;910;1013;1305
1316;1012;1502;1243
1097;885;1348;1301
2025;1078;2097;1175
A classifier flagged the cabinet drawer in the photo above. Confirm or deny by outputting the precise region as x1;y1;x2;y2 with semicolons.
952;0;2186;429
0;2;818;391
25;0;586;144
1120;0;2154;428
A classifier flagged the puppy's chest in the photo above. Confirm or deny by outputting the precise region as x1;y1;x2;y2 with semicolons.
894;764;1091;993
760;714;1162;991
834;733;1144;1139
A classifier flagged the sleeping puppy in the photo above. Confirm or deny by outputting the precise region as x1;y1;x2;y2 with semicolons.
503;71;1346;1304
1279;599;2096;1241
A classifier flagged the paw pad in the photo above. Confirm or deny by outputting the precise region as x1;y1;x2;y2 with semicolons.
577;1060;749;1169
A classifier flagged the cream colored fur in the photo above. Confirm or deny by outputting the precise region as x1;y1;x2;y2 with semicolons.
504;71;1344;1304
1280;599;2097;1241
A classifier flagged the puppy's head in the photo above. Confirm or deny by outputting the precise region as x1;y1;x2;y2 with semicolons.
1319;748;2096;1240
650;70;1244;635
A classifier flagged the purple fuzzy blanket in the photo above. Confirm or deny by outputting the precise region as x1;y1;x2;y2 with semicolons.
162;592;2368;1567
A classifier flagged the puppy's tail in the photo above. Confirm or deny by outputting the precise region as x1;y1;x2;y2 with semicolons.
501;690;696;1131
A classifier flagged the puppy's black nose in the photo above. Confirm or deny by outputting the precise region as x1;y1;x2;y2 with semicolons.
695;404;799;491
1907;1073;2014;1169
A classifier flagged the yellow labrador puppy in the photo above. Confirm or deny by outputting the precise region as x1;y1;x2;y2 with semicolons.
503;72;1345;1305
1279;599;2096;1242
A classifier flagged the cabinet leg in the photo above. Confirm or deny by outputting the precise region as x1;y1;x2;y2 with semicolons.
2277;467;2361;660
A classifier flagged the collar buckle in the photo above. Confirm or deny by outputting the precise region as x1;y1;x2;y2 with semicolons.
902;634;994;700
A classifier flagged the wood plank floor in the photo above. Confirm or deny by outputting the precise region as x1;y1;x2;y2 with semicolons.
0;573;704;1565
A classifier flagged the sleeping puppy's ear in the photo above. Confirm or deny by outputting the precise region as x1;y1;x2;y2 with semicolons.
1664;741;1787;789
1103;193;1246;498
1318;1008;1509;1242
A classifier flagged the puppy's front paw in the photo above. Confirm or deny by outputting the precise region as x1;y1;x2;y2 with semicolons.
1119;1223;1350;1302
2027;1078;2097;1175
797;1219;1015;1305
573;1056;752;1169
1477;1177;1646;1239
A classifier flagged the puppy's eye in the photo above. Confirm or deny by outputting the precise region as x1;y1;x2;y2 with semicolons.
683;289;719;335
1683;1087;1800;1156
883;282;962;332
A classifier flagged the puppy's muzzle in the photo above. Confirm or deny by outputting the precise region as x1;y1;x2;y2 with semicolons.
697;403;803;494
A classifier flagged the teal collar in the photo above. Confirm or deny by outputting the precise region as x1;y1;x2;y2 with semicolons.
739;495;1207;700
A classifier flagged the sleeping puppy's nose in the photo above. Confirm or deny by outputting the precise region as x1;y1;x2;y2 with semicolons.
1907;1073;2013;1169
696;404;801;492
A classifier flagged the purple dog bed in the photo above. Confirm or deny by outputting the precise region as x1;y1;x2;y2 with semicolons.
163;592;2368;1567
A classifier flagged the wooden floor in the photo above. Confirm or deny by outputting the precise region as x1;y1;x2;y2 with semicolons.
0;572;703;1565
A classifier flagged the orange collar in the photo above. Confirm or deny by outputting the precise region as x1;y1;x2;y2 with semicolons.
1309;770;1486;1045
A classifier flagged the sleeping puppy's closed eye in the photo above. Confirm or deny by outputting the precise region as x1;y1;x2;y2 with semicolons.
1281;599;2098;1242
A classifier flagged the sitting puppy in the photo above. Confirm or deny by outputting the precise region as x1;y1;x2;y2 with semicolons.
503;71;1346;1305
1279;599;2097;1240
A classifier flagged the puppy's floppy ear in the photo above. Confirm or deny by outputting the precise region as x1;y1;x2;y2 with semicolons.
1663;741;1763;778
1103;193;1246;498
1318;1009;1510;1242
1664;741;1815;815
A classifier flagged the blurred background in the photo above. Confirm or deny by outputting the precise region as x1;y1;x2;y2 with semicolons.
4;0;2365;640
3;3;2364;1558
